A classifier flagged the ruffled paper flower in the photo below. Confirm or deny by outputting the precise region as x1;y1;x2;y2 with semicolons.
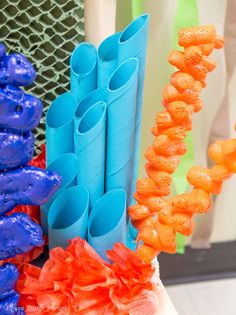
17;237;159;314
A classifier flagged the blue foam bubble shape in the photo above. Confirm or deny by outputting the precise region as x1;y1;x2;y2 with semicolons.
0;263;19;300
0;213;43;260
0;292;25;315
0;166;61;215
0;85;43;132
0;43;36;87
0;129;34;170
0;42;61;312
0;263;24;314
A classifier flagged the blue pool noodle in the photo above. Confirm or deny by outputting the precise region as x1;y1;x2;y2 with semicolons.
98;14;150;203
88;188;127;261
74;102;107;209
97;33;120;87
40;153;78;234
48;185;89;250
119;14;150;203
75;87;108;120
105;58;138;200
70;43;98;104
46;92;78;166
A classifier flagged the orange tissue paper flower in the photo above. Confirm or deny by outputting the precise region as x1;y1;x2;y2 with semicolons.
17;237;159;315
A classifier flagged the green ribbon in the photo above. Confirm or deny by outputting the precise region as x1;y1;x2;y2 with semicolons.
116;0;132;32
116;0;145;32
132;0;145;19
173;0;199;254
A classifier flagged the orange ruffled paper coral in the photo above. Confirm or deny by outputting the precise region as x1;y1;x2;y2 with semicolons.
128;25;232;262
0;145;46;267
17;237;158;315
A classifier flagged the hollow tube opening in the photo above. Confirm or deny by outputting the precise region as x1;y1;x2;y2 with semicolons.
46;93;77;128
89;189;126;237
71;43;97;75
75;88;108;119
98;33;120;62
49;186;88;229
120;14;149;43
78;102;106;134
47;153;78;188
108;58;138;91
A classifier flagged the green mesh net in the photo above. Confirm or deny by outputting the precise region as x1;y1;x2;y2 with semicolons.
0;0;84;152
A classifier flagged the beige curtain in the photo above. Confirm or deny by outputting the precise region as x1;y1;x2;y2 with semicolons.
140;0;178;178
191;0;236;247
84;0;117;47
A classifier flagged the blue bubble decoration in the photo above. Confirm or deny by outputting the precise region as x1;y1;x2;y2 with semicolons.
0;43;61;314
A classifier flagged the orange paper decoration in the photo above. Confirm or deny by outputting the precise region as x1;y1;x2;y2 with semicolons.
128;25;230;263
17;237;158;314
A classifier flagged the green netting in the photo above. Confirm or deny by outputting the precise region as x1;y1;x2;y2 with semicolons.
0;0;84;152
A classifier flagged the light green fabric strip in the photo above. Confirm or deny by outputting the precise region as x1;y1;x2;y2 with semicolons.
116;0;132;32
173;0;199;253
132;0;145;19
116;0;145;32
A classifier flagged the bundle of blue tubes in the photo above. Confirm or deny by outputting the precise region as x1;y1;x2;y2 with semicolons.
44;15;150;257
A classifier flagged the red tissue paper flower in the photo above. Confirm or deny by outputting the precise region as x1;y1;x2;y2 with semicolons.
17;237;159;315
28;144;46;169
0;145;46;267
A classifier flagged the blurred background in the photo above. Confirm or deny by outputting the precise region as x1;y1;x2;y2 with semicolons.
0;1;235;314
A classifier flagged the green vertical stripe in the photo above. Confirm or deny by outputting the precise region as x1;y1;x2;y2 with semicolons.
173;0;199;254
132;0;145;19
116;0;145;32
116;0;132;32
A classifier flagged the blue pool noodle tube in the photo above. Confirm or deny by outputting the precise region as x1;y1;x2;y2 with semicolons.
40;153;78;234
105;58;138;200
74;87;108;133
88;188;127;261
97;32;121;87
74;101;107;209
46;92;78;166
98;14;150;202
119;14;150;202
48;185;89;250
70;42;98;104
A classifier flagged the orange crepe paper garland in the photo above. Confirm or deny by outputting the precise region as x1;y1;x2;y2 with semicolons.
17;237;158;315
128;25;231;263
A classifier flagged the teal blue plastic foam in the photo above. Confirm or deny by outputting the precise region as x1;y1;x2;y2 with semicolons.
46;92;78;166
70;42;98;104
88;188;127;261
40;153;78;234
98;14;150;203
97;33;121;87
119;14;150;204
75;87;108;119
74;102;107;209
105;58;138;199
74;87;108;131
48;185;89;250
